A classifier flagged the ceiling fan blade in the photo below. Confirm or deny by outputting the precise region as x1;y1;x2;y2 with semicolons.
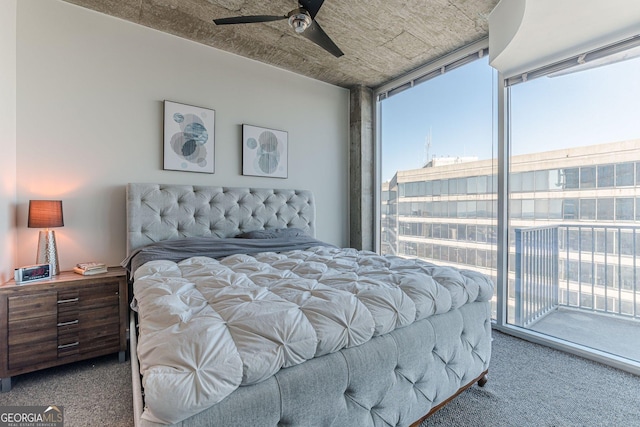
300;20;344;58
298;0;326;20
213;15;287;25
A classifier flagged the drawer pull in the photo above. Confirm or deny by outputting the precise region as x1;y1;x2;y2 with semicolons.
57;320;79;327
58;342;79;349
58;298;79;304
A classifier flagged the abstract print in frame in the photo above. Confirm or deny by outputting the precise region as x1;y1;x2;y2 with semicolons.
164;100;215;173
242;124;288;178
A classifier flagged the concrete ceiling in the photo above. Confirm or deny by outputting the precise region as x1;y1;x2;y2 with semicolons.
61;0;499;88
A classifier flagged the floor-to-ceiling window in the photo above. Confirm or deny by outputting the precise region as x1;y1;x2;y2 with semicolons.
376;37;640;373
506;41;640;364
377;42;499;317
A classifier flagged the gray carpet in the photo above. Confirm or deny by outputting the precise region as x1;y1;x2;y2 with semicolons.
0;331;638;426
422;331;640;427
0;354;132;426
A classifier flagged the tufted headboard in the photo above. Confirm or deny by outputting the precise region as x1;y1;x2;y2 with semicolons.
126;183;316;254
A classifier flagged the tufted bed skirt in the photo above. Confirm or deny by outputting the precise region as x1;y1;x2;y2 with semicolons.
126;184;492;427
133;301;490;427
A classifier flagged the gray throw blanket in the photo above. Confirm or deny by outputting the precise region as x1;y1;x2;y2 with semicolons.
122;235;336;274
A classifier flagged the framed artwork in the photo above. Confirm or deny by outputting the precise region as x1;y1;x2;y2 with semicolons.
163;100;215;173
242;124;288;178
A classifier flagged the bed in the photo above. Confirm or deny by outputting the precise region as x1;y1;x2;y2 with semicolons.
125;183;493;427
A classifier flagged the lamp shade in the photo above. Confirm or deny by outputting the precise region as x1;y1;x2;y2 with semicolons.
28;200;64;228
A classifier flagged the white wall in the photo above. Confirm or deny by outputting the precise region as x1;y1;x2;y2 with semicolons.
14;0;350;272
0;0;17;282
489;0;640;77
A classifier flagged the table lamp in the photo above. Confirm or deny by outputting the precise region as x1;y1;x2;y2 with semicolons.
28;200;64;276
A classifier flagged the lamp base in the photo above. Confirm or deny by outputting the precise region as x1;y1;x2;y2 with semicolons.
36;230;60;276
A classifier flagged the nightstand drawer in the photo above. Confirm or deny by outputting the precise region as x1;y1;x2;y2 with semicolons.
8;292;57;321
57;333;80;358
57;290;79;313
79;281;120;310
57;318;79;334
8;315;57;345
8;339;58;370
79;330;120;356
79;304;119;327
8;327;58;369
7;292;61;369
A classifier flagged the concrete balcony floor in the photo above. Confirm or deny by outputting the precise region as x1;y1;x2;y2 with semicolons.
527;307;640;362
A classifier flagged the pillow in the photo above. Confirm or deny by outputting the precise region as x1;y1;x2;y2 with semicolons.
236;228;308;239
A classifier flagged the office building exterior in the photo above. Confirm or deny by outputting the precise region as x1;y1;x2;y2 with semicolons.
382;139;640;323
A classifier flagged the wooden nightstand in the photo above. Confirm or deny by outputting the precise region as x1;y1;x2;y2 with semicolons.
0;267;128;392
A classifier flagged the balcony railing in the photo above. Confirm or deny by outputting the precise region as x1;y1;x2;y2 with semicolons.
514;224;640;328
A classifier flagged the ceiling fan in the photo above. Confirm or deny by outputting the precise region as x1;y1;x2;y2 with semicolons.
213;0;344;58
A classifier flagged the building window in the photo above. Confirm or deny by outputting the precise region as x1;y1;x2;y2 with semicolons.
477;175;488;194
511;199;522;219
563;168;579;189
597;198;614;221
467;176;478;194
521;171;535;192
563;199;578;219
467;201;477;218
597;164;614;188
449;178;458;195
549;199;563;219
457;224;467;241
522;199;534;219
580;167;596;189
511;172;523;192
580;199;596;220
441;179;449;196
534;199;549;219
616;198;634;221
432;180;441;196
616;162;634;187
620;231;635;256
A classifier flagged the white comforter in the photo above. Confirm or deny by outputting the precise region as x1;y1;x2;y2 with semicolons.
133;246;494;424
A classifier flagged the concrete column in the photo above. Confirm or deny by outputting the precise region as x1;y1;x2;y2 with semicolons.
349;85;375;251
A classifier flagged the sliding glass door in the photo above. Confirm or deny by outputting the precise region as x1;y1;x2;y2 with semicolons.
506;46;640;362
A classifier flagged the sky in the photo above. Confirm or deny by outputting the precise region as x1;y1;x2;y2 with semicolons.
380;55;640;183
380;58;495;182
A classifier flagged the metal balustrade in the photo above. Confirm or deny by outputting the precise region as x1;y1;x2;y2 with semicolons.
514;224;640;328
514;226;559;326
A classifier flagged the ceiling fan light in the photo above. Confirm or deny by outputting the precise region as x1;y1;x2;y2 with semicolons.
288;12;311;33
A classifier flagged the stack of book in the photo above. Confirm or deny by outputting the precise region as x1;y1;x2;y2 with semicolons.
73;262;108;276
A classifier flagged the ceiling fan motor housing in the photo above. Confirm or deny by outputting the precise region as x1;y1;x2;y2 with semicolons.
288;8;312;33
